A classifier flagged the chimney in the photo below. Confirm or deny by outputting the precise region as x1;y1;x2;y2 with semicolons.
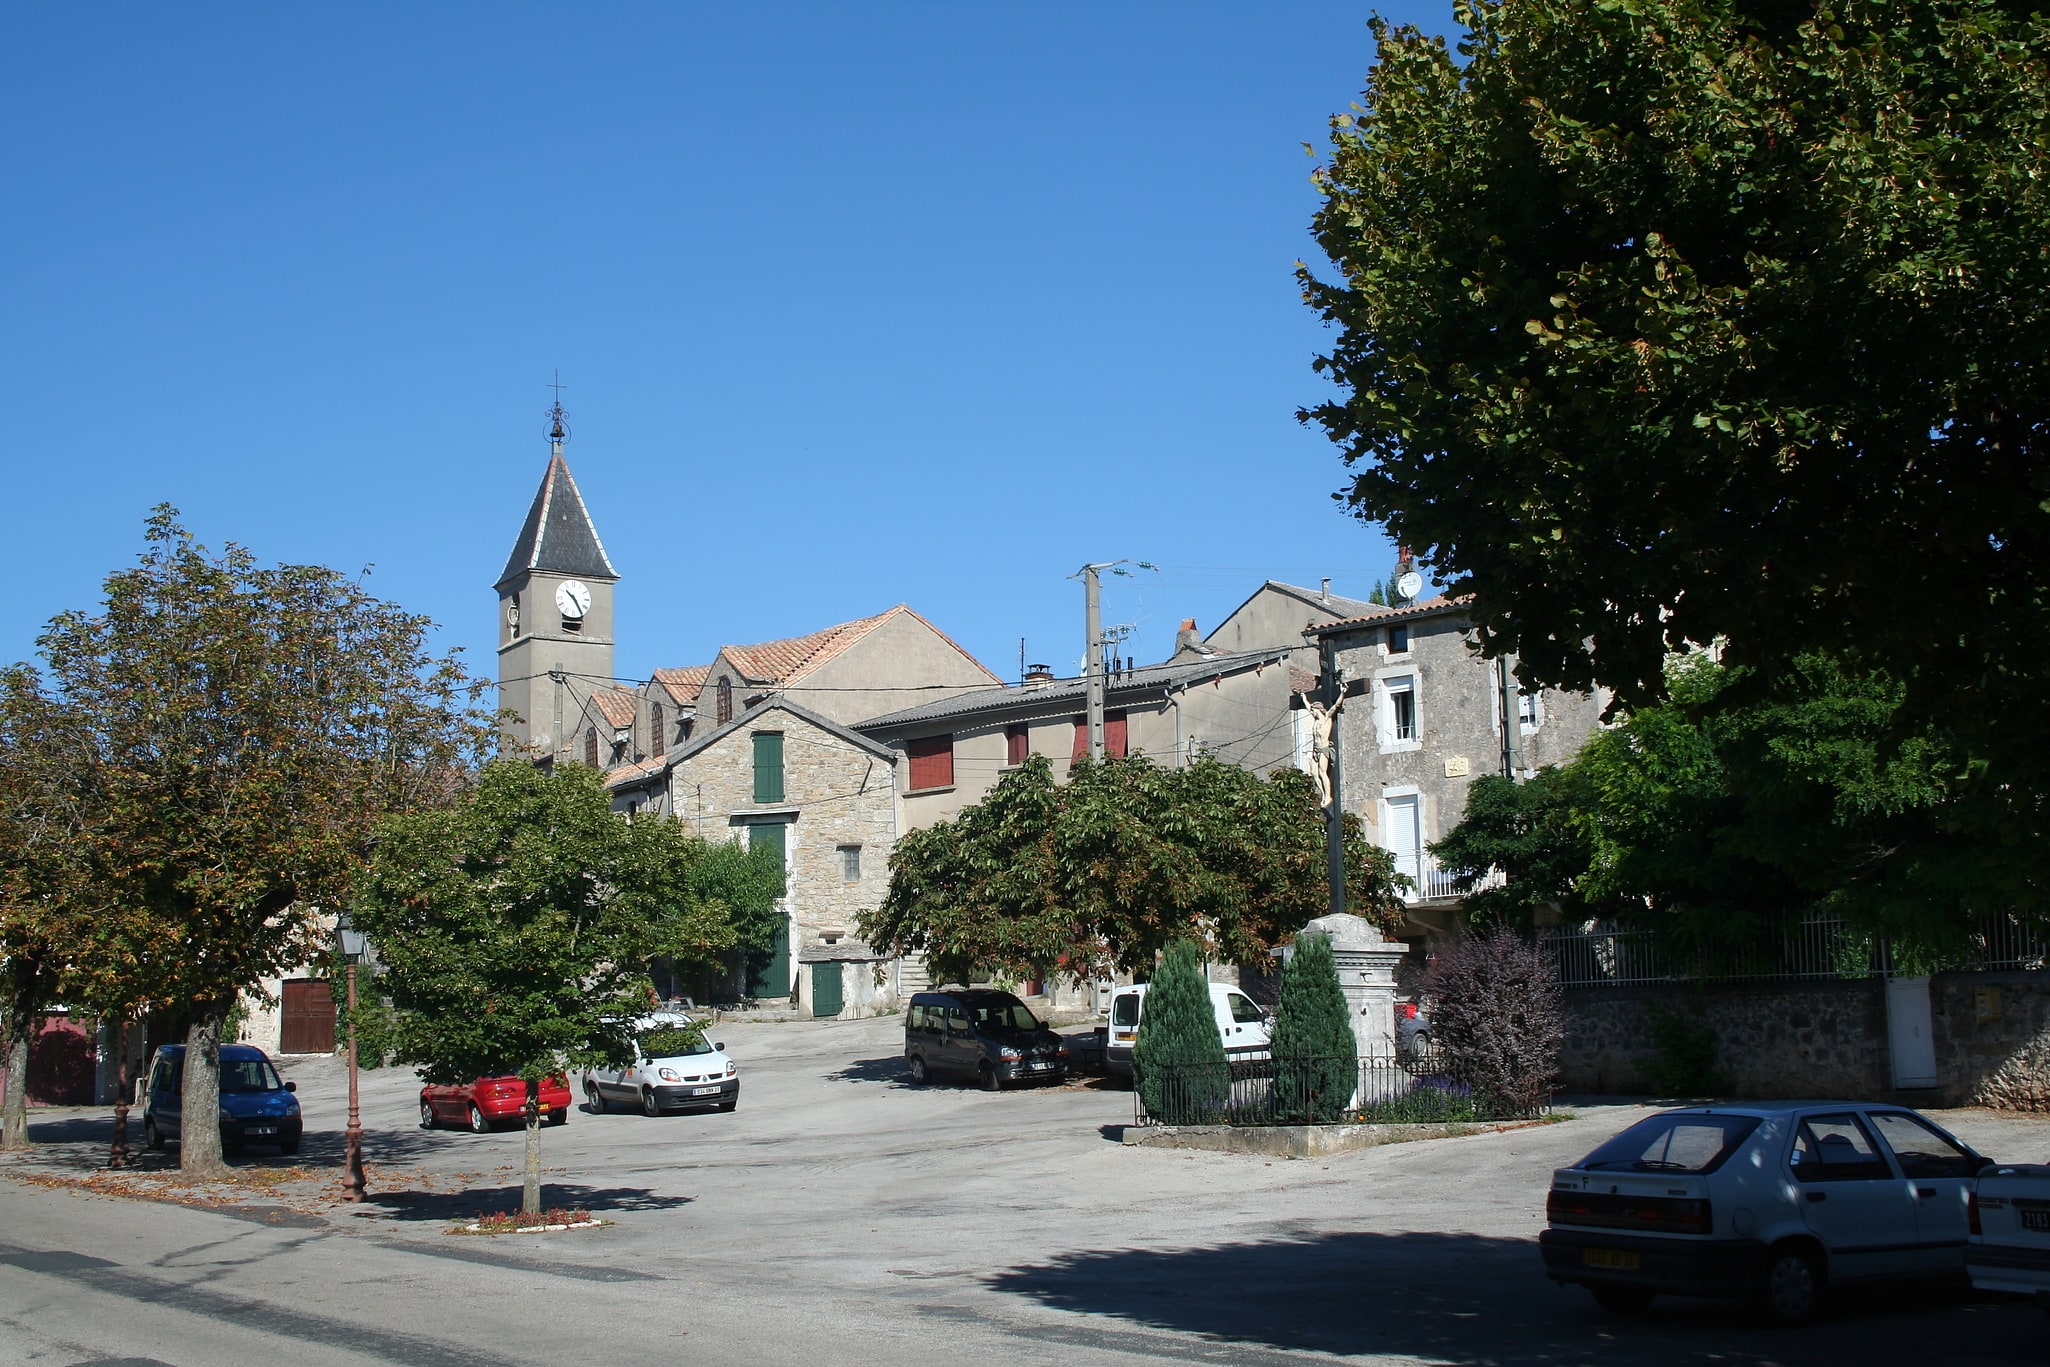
1023;663;1055;689
1320;578;1332;604
1174;619;1201;653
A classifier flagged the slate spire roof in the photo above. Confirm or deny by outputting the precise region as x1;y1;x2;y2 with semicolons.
497;453;618;589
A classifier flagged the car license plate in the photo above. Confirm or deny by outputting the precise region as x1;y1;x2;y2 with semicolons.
2022;1210;2050;1232
1581;1247;1640;1271
247;1126;275;1136
692;1085;721;1096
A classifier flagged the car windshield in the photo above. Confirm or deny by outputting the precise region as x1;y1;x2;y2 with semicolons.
1577;1113;1762;1174
639;1028;711;1058
219;1059;284;1093
970;1000;1039;1031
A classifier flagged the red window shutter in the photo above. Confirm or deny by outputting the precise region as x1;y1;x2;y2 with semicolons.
1072;713;1128;759
651;702;666;758
906;734;955;790
1006;723;1029;766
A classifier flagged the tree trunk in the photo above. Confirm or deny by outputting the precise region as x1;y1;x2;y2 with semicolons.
107;1016;130;1169
179;1009;230;1178
1;956;42;1151
521;1078;543;1216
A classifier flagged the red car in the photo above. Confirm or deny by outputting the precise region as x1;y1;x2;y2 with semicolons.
419;1075;572;1133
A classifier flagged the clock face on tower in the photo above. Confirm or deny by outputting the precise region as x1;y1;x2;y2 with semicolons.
555;580;592;620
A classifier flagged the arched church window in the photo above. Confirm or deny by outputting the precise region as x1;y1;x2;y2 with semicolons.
585;726;599;768
717;678;733;725
651;702;666;758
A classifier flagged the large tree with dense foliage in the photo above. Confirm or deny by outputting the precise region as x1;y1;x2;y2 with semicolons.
1433;653;1991;955
861;754;1402;988
21;510;492;1175
348;760;736;1214
1301;1;2050;898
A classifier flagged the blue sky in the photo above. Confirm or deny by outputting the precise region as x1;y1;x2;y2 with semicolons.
4;3;1455;690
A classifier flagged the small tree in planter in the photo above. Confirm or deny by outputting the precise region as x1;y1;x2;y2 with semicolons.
1131;940;1228;1125
1270;931;1356;1123
1421;929;1563;1118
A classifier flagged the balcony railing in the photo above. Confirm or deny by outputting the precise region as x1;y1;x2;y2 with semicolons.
1394;854;1502;904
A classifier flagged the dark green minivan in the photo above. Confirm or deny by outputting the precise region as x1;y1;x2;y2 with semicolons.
904;989;1067;1090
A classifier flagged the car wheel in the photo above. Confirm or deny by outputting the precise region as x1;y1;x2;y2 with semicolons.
978;1062;1001;1092
547;1107;567;1126
468;1103;491;1134
143;1118;163;1151
907;1055;930;1085
642;1088;662;1117
1754;1243;1823;1327
1590;1285;1655;1315
419;1100;436;1130
586;1083;605;1115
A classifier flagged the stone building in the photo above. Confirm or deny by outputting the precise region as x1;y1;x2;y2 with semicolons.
854;648;1298;831
1308;592;1608;938
604;698;903;1016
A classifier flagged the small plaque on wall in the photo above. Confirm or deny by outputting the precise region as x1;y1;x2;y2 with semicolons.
1444;756;1470;777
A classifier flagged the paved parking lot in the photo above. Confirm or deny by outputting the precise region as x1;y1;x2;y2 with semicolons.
3;1013;2049;1366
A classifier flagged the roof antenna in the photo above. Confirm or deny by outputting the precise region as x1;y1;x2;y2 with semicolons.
546;371;571;456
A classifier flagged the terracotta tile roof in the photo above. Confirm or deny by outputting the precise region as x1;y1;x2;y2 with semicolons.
591;686;638;728
651;664;711;707
605;752;668;785
716;605;1001;689
1307;593;1473;635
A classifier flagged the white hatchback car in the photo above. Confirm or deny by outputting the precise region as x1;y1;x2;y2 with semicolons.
1542;1102;1985;1324
584;1014;739;1117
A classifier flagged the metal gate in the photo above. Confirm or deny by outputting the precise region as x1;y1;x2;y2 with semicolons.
279;979;335;1054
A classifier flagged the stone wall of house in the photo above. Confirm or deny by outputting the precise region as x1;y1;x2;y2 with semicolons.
1556;969;2050;1108
668;706;899;1016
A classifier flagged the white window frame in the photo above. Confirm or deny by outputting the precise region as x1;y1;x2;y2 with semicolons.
1377;672;1420;753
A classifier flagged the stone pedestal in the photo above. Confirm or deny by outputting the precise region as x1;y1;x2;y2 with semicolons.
1298;912;1408;1061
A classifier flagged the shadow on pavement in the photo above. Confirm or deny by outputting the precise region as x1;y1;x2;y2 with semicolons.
986;1230;2045;1365
352;1183;696;1223
19;1114;447;1172
824;1056;916;1086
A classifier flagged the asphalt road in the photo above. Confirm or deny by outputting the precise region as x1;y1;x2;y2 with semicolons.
3;1014;2048;1366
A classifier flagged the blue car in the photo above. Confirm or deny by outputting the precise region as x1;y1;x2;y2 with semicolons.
142;1044;303;1156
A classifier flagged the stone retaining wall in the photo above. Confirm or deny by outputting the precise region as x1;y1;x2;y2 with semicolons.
1558;969;2050;1108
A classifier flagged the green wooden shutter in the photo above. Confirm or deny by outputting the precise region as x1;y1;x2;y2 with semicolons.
753;731;784;803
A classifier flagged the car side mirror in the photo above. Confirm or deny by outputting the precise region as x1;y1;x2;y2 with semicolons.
715;1042;727;1052
284;1081;297;1092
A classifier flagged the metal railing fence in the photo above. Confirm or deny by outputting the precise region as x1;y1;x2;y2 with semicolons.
1542;912;2050;990
1132;1045;1547;1128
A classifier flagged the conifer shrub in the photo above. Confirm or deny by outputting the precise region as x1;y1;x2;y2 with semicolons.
1270;931;1357;1122
1132;940;1229;1125
1420;929;1562;1118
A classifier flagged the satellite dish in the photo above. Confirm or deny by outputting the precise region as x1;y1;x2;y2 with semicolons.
1395;570;1424;602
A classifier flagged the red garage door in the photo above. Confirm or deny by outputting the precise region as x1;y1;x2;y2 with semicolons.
279;979;335;1055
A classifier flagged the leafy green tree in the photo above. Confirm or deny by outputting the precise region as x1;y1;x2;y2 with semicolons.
688;835;788;991
863;754;1402;987
20;511;493;1176
1426;768;1599;932
1131;939;1228;1125
1301;1;2050;896
348;760;735;1214
1270;929;1355;1123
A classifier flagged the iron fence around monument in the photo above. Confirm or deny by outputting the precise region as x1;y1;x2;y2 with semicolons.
1132;1044;1546;1128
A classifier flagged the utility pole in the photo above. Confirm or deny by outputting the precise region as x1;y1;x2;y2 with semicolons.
1319;635;1348;918
1081;563;1106;760
551;663;565;762
1498;655;1523;779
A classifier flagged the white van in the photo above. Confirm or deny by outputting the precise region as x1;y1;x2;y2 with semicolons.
1103;982;1271;1077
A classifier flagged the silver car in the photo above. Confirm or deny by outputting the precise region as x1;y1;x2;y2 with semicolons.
1541;1102;1984;1324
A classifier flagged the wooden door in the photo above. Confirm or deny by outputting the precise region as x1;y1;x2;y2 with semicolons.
279;979;336;1054
811;962;844;1018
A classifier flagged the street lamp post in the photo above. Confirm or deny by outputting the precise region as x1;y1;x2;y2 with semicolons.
337;913;368;1202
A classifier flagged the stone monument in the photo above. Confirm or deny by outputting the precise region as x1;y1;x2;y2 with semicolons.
1296;912;1408;1062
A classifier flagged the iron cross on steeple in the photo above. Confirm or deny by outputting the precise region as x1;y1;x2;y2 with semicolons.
546;371;570;454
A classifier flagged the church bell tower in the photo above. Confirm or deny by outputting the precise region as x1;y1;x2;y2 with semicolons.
495;395;619;760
